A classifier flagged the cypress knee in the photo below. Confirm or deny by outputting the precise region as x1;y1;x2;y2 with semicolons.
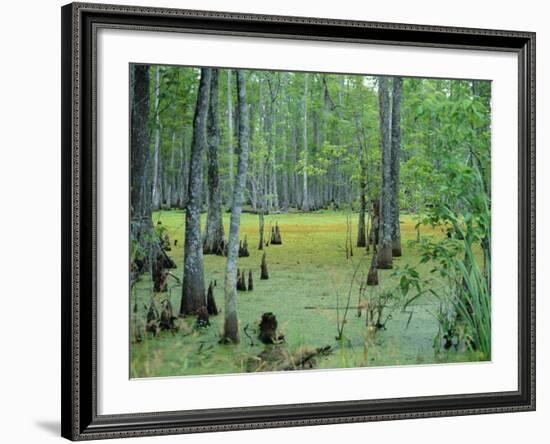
146;300;160;336
153;266;168;292
241;270;247;291
206;282;218;315
248;269;254;291
196;305;210;328
242;235;250;257
159;299;175;331
147;300;159;324
163;234;171;251
236;268;243;291
271;223;282;245
258;312;278;344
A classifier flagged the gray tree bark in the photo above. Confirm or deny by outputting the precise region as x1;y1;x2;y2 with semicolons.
302;73;309;211
390;76;403;257
178;129;188;208
293;123;301;206
180;68;211;315
130;65;175;285
227;69;234;199
265;75;275;211
267;74;280;210
203;69;226;255
130;64;154;284
223;70;250;343
280;90;289;210
130;64;153;289
270;106;279;210
357;143;368;247
377;76;393;269
165;131;176;208
151;66;162;210
130;65;151;221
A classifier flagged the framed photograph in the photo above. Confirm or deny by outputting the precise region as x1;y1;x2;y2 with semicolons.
61;2;536;440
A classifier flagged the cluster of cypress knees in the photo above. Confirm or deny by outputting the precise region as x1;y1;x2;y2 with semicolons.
145;226;279;336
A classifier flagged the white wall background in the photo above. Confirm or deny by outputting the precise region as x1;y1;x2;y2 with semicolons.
0;0;545;443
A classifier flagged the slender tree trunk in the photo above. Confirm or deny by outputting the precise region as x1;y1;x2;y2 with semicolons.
166;131;176;208
249;176;258;211
223;70;250;344
179;129;188;208
265;76;275;211
302;73;309;211
130;64;153;275
311;112;319;210
271;107;279;210
258;211;265;250
203;69;226;254
248;101;258;211
227;69;234;199
180;68;211;315
290;122;299;207
357;143;367;247
390;77;403;256
281;95;289;210
151;66;162;210
269;78;280;210
130;64;176;290
377;76;393;269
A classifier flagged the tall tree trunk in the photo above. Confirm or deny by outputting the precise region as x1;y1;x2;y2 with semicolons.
178;129;188;208
130;64;176;289
377;76;393;269
294;123;301;206
265;76;275;211
203;69;226;254
271;106;279;210
227;69;234;199
302;73;309;211
248;101;258;211
357;143;367;247
281;94;289;210
390;77;403;257
165;131;176;208
151;66;162;210
223;70;250;344
258;211;265;250
180;68;211;315
130;65;154;280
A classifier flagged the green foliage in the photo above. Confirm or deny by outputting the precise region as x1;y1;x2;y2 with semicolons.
450;243;491;356
131;65;493;375
399;160;491;359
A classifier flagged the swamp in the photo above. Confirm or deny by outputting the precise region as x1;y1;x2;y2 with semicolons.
130;65;491;378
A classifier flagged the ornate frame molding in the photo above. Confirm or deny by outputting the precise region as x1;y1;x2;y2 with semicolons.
61;2;535;440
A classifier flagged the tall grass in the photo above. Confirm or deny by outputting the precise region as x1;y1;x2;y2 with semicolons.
449;242;491;358
430;164;491;359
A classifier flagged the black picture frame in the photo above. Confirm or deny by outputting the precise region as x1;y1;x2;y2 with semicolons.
61;2;536;440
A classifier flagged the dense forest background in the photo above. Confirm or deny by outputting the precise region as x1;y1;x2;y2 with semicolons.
132;67;490;217
130;65;491;377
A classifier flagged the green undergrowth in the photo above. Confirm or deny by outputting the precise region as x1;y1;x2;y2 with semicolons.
131;210;487;378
